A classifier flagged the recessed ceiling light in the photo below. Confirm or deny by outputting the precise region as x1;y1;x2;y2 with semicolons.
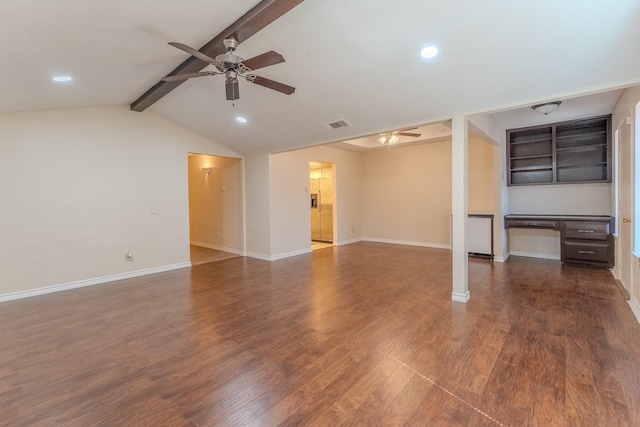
236;116;247;123
420;45;439;59
52;75;73;82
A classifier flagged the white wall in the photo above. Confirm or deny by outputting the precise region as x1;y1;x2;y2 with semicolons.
0;105;240;297
468;137;495;214
360;137;495;250
188;154;243;253
508;183;612;215
361;141;452;248
261;144;362;259
244;154;271;258
269;151;312;257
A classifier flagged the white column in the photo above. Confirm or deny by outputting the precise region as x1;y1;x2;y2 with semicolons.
451;115;470;302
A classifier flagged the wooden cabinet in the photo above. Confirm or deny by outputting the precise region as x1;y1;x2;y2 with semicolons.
507;115;611;186
561;219;614;267
504;215;615;268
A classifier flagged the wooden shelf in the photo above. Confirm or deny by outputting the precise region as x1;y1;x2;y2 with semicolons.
557;162;607;169
510;166;553;172
506;115;611;186
556;130;607;140
509;137;553;145
510;154;553;160
556;144;606;153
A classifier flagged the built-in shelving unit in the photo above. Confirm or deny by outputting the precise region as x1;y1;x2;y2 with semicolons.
507;115;611;186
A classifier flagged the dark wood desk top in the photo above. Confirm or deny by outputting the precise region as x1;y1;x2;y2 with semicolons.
505;214;614;222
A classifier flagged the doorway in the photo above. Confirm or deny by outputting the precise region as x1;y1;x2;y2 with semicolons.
187;153;243;265
309;161;335;249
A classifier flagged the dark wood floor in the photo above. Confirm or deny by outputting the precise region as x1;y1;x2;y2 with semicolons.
2;242;640;426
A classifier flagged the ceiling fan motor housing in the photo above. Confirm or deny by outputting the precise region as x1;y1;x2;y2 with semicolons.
223;38;238;51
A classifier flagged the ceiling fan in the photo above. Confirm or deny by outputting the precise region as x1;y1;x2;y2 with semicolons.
379;128;422;146
162;37;295;101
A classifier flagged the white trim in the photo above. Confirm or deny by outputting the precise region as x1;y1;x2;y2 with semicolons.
452;291;470;303
509;251;560;261
190;241;244;256
494;255;508;263
362;237;450;250
336;238;363;246
270;248;312;261
245;248;312;262
611;264;621;281
0;262;192;303
628;297;640;324
244;251;271;261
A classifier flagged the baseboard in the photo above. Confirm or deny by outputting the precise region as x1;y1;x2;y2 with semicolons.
190;241;243;256
629;297;640;324
509;251;561;261
362;237;450;250
336;238;363;246
271;248;312;261
494;254;508;263
611;265;621;281
245;248;312;262
452;291;470;303
0;262;192;303
244;252;271;261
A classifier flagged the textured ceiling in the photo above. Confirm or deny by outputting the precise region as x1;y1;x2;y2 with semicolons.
2;0;639;155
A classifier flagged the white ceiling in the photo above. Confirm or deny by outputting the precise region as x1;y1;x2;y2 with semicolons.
2;0;639;156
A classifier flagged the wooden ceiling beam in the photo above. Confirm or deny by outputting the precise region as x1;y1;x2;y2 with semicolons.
130;0;304;112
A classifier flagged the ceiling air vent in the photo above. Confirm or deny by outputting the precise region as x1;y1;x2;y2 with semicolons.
322;119;352;131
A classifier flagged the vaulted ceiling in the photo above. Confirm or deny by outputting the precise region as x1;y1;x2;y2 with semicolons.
2;0;639;155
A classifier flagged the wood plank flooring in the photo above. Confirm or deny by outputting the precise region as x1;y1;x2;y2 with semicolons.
190;245;240;266
2;242;640;426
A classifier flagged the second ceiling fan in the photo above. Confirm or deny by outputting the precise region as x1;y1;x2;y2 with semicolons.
379;128;422;146
163;37;295;101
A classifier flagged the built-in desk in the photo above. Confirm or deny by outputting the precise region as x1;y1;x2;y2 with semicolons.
504;215;615;268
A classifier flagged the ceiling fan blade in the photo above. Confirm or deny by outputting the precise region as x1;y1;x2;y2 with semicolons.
250;76;295;95
400;127;419;131
398;132;422;138
241;51;285;71
168;42;220;66
162;72;216;82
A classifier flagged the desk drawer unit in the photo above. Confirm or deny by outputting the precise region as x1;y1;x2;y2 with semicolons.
564;221;609;241
505;215;615;268
504;219;557;230
563;241;611;264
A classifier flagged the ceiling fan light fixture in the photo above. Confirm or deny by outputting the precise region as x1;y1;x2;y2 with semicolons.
379;132;400;145
531;101;562;115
